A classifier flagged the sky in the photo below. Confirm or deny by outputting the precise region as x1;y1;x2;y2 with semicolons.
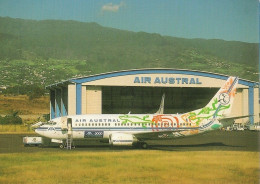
0;0;259;43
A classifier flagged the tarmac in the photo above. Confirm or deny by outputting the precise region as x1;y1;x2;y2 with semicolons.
0;130;259;153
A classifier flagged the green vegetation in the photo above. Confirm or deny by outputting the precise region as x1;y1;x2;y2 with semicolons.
0;150;258;184
0;111;22;125
0;124;34;133
0;16;258;91
0;95;49;128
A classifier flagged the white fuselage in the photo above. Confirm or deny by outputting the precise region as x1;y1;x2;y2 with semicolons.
35;113;222;141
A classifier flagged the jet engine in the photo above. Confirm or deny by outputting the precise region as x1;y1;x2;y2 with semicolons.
109;133;137;146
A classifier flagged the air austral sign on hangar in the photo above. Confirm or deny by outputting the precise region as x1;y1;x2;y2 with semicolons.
134;76;202;85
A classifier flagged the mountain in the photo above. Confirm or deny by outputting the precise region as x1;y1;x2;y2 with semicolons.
0;17;258;87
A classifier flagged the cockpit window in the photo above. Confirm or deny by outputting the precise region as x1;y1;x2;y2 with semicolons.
44;121;57;125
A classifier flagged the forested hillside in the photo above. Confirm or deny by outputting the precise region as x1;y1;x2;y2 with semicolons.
0;17;258;91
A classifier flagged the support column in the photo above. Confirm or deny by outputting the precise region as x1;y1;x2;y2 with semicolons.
55;89;62;118
61;87;68;116
68;84;76;115
254;88;259;123
231;89;243;123
86;86;102;114
81;86;86;114
248;86;254;124
50;90;55;119
76;83;82;115
241;88;249;123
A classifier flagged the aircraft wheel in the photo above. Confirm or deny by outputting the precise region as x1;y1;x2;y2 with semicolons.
59;144;64;149
141;142;148;149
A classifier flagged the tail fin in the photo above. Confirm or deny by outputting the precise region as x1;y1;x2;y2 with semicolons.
156;93;165;114
205;76;239;118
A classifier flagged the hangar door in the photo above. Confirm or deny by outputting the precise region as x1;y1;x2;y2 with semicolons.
102;86;218;114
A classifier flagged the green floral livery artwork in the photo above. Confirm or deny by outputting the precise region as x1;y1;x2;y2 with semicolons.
188;98;230;125
119;115;153;128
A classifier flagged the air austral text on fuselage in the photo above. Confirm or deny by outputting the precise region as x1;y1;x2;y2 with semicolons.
75;118;120;123
35;76;248;149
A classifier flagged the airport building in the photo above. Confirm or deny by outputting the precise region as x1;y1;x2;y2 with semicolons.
47;69;259;124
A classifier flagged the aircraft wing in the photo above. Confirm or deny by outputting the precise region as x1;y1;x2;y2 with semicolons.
218;115;252;128
219;115;252;121
133;129;185;140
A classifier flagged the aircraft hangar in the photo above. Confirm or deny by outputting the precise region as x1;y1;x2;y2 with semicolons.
47;69;259;125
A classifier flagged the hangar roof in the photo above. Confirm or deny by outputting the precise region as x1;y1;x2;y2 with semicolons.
46;68;258;89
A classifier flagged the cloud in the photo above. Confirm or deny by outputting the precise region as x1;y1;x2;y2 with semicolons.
101;2;125;13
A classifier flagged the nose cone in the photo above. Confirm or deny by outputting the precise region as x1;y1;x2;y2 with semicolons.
35;128;44;136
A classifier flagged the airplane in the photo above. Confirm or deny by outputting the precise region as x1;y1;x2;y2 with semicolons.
34;76;247;149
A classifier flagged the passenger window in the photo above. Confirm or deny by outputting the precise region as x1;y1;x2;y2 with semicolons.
115;123;117;126
108;123;110;126
95;123;97;126
105;123;107;126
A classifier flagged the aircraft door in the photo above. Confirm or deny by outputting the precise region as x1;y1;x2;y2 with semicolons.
67;118;72;134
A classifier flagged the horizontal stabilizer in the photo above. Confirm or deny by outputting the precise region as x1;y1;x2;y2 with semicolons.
219;114;253;121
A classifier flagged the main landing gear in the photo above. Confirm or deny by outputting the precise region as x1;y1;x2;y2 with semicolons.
141;142;148;149
135;142;149;149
